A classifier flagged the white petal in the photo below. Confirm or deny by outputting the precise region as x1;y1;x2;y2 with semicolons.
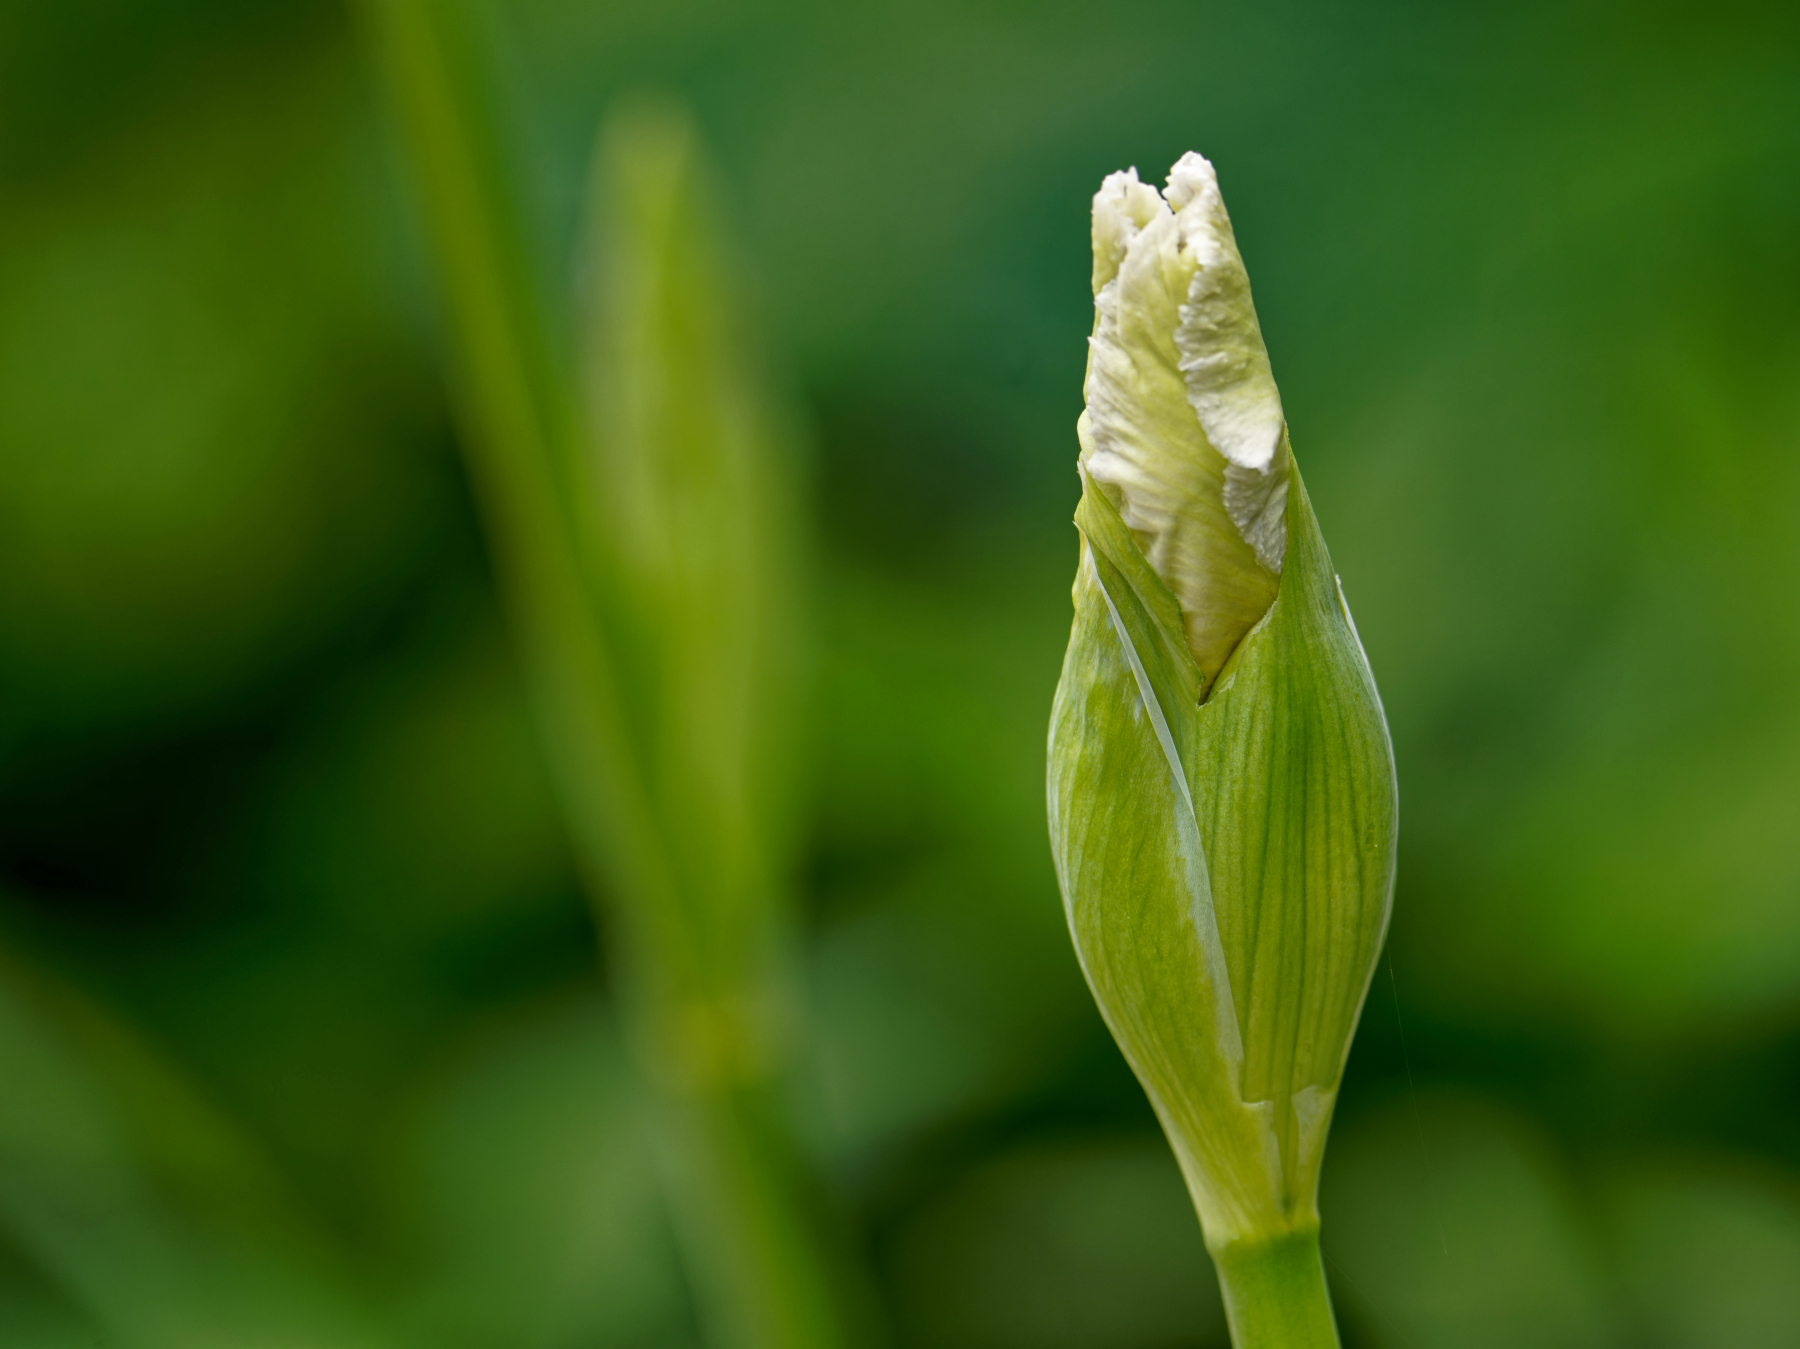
1168;152;1288;571
1091;167;1170;294
1079;160;1281;683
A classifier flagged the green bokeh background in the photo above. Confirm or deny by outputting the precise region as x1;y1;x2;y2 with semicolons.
2;0;1799;1345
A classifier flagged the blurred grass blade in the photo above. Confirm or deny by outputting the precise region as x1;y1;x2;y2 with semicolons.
357;4;855;1345
577;96;805;1085
354;0;665;916
0;939;384;1349
576;99;852;1349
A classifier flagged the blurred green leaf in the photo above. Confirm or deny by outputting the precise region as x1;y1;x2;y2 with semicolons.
0;41;446;757
380;994;690;1349
245;603;572;943
0;1240;105;1349
123;602;584;1176
1600;1156;1800;1349
1322;1093;1616;1349
887;1136;1228;1349
0;940;385;1349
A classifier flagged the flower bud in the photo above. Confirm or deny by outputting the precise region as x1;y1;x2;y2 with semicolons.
1047;152;1397;1283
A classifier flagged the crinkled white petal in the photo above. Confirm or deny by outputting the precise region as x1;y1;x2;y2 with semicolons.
1091;166;1168;294
1078;153;1289;681
1167;152;1288;571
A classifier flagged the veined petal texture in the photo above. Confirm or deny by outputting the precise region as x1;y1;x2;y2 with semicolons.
1051;469;1394;1245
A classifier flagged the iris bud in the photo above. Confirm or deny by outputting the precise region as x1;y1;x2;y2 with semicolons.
1047;153;1397;1346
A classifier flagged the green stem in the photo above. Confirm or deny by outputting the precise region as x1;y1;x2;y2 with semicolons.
654;1084;855;1349
1212;1229;1341;1349
354;4;851;1346
352;0;653;908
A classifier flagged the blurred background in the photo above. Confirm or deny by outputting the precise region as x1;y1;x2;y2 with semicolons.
2;0;1799;1346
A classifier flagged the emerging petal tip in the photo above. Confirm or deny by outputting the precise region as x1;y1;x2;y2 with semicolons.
1079;152;1290;680
1167;154;1289;573
1091;167;1170;294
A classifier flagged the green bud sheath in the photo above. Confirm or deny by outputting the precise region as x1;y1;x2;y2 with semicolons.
1047;155;1396;1347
